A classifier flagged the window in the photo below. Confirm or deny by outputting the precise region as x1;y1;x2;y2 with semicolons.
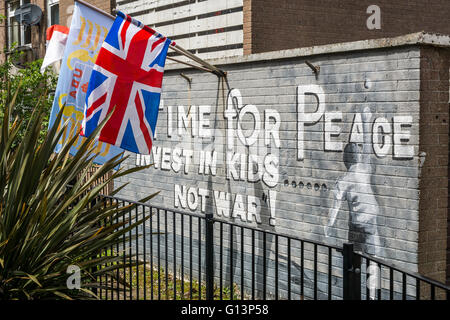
47;0;59;26
7;0;31;48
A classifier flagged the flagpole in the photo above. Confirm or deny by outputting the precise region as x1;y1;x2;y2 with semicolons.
167;56;215;74
76;0;115;19
168;44;226;77
74;0;226;77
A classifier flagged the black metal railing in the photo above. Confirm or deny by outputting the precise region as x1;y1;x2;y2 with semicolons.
342;243;450;300
93;194;450;301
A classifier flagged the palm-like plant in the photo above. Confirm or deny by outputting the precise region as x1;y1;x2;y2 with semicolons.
0;87;154;299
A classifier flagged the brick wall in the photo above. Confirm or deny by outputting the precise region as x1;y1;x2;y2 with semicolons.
3;0;49;60
244;0;450;54
112;41;449;298
243;0;251;55
0;0;46;61
0;1;6;63
417;46;450;285
31;0;46;59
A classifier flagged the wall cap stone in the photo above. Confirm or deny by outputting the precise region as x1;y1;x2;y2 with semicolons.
165;32;450;71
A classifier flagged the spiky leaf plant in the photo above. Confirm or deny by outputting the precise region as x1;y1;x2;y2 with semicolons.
0;87;155;299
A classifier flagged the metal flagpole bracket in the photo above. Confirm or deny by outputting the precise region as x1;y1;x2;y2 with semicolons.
305;60;320;76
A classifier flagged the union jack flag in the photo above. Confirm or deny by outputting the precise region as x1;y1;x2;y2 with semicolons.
82;11;172;154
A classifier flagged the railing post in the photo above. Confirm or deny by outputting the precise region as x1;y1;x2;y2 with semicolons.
205;212;215;300
342;243;361;300
90;196;99;298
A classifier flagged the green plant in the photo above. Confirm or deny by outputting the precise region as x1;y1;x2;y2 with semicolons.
0;48;58;146
0;88;156;300
118;264;243;300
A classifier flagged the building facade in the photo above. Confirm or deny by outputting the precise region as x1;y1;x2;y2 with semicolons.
0;0;47;62
0;0;113;62
2;0;449;61
113;33;450;291
0;0;449;288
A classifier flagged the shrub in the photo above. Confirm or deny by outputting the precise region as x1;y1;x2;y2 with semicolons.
0;48;58;146
0;88;154;299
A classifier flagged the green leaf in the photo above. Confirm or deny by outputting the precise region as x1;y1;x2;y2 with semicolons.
25;273;42;288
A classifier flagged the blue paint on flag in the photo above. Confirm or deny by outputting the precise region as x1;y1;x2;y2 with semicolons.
141;90;161;136
121;120;139;153
106;18;122;50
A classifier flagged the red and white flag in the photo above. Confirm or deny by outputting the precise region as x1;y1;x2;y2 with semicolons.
40;25;69;73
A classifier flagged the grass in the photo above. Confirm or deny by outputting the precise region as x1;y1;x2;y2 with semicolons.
98;262;243;300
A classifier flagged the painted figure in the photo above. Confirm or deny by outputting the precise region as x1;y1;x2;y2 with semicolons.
325;108;384;259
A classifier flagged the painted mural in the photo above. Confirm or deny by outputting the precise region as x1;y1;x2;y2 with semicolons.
110;46;425;299
117;50;419;266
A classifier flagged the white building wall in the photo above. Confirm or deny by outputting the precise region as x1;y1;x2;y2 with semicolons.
116;0;244;61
